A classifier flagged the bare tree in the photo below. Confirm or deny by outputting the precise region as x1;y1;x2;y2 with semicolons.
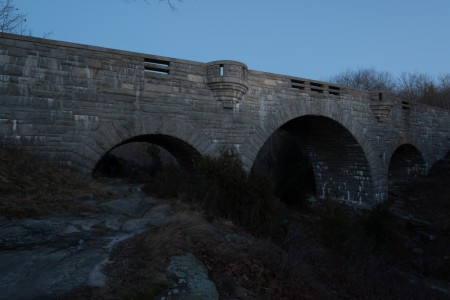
137;0;182;11
425;74;450;109
0;0;27;34
157;0;182;11
330;68;450;110
396;72;434;102
1;0;181;37
438;74;450;90
329;68;396;91
437;74;450;109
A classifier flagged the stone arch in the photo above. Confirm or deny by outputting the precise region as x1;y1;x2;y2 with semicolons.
385;134;429;173
92;133;202;177
71;115;209;174
239;96;382;204
388;143;426;193
250;127;316;206
251;114;374;205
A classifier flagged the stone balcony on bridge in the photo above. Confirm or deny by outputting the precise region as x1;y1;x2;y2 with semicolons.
206;60;248;109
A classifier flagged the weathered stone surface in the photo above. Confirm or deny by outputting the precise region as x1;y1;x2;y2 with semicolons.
164;253;219;300
0;182;170;299
99;197;147;217
0;247;107;299
120;204;170;233
1;32;450;206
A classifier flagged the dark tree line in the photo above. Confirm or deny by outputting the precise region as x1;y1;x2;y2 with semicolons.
330;68;450;110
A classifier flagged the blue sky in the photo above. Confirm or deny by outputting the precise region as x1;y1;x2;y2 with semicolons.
13;0;450;81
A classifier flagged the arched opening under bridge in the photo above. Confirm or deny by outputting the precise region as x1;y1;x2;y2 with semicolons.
388;144;426;195
252;115;373;206
92;134;201;180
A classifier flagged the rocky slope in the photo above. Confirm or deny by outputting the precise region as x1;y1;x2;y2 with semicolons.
1;146;450;299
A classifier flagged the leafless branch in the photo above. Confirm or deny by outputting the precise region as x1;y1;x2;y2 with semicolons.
330;68;450;109
160;0;180;12
0;0;27;34
330;68;396;91
138;0;182;11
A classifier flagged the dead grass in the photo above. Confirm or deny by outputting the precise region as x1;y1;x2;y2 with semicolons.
403;160;450;227
0;146;103;218
400;160;450;283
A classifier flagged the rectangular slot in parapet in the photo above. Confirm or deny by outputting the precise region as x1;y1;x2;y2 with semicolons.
328;85;341;96
402;100;410;110
291;79;305;90
310;81;324;93
144;58;170;74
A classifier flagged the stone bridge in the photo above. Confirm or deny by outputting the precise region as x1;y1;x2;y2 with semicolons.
1;33;450;206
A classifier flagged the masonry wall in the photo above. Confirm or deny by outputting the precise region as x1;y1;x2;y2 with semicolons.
0;33;216;171
1;33;450;206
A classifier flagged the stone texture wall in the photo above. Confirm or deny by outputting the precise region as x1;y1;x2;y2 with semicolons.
1;33;450;206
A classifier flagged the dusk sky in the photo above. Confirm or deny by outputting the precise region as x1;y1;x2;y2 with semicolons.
13;0;450;81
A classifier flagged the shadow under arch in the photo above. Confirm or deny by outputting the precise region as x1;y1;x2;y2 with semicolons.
92;134;202;177
251;115;373;205
388;143;426;194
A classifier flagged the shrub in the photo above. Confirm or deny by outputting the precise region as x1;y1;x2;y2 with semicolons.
142;164;187;199
316;200;355;251
193;150;285;240
0;146;102;219
273;152;315;208
362;201;397;244
144;149;285;240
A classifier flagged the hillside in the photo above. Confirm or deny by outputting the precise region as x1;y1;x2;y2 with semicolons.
0;146;104;218
1;146;450;299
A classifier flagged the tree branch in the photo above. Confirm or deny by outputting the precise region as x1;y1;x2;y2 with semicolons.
0;0;27;34
138;0;182;11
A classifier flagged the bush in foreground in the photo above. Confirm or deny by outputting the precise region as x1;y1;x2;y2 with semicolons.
144;150;285;240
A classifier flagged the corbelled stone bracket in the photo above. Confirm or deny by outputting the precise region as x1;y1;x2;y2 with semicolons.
206;60;248;109
369;91;394;122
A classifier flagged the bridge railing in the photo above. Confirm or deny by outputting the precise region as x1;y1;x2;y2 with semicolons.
290;78;343;96
143;57;171;75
